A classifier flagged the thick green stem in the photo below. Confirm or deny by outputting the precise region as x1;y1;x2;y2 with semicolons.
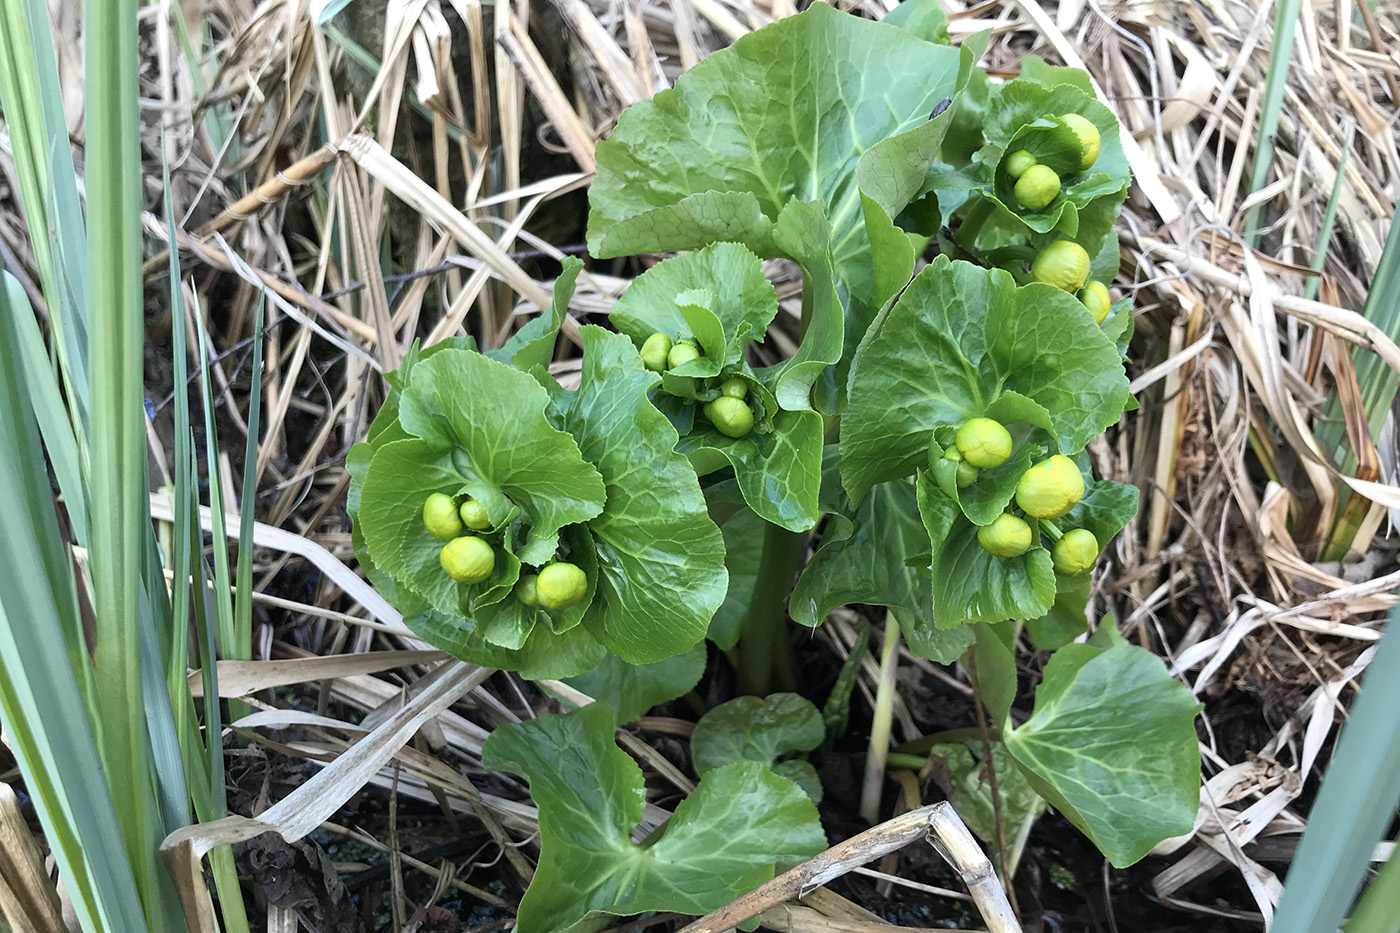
736;523;803;696
859;615;901;823
956;195;995;252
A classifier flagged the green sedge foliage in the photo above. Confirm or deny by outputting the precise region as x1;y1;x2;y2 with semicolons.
349;2;1202;928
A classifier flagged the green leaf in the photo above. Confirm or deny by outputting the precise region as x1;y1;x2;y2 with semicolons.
483;703;826;932
705;481;767;650
977;81;1130;246
489;256;583;371
691;693;825;779
610;244;779;369
406;606;606;680
1026;572;1091;651
929;740;1045;862
841;257;1129;504
916;472;1057;629
1017;55;1095;94
678;408;824;532
397;348;607;564
359;439;525;623
821;621;870;754
883;0;951;43
792;478;930;629
556;327;729;662
564;645;707;723
1004;639;1201;867
971;622;1017;731
587;3;963;279
1026;477;1138;650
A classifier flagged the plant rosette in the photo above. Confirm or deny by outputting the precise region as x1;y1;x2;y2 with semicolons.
349;319;728;673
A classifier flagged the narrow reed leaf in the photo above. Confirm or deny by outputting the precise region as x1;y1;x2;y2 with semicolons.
0;274;148;933
1271;606;1400;933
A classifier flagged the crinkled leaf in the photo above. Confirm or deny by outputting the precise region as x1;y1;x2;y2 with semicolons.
488;257;583;371
916;472;1056;629
931;741;1045;861
564;644;707;723
692;694;825;775
396;349;606;564
692;693;825;801
792;477;930;628
841;258;1129;504
678;407;823;532
483;703;826;932
1004;639;1201;867
555;327;728;662
610;244;779;368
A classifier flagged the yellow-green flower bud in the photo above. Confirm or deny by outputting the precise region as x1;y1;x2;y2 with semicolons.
1005;149;1038;179
1079;280;1111;325
459;498;492;530
440;536;495;584
705;396;755;439
955;418;1013;469
640;333;673;372
1015;455;1085;519
955;461;980;488
1031;240;1090;292
1052;529;1100;575
1014;164;1061;210
423;493;463;541
668;341;701;369
515;573;540;606
978;513;1033;558
537;561;588;610
1060;113;1100;172
718;376;748;399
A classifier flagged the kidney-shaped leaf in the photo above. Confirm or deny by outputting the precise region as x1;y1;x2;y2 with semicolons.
483;703;826;933
1004;637;1201;867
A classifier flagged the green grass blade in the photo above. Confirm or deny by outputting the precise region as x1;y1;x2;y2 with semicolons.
1351;219;1400;445
235;297;265;661
0;0;91;425
85;0;168;913
1271;604;1400;933
191;296;240;660
3;274;94;704
1241;0;1302;248
0;275;147;933
1346;838;1400;933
